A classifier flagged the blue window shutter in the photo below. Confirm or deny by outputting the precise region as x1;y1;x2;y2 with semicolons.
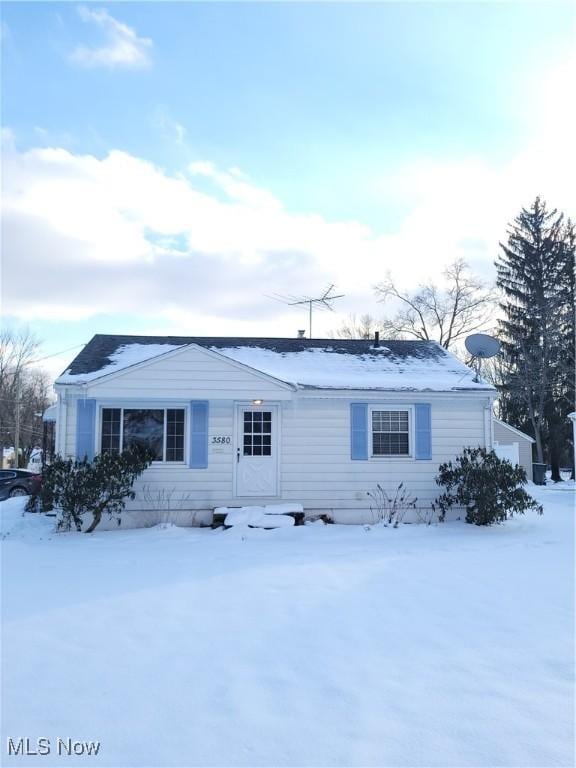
350;403;368;460
189;401;209;469
76;398;96;460
415;403;432;460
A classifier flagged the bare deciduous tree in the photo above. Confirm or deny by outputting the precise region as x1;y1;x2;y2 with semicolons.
0;326;41;381
477;354;511;420
329;313;386;340
374;259;496;350
0;326;52;466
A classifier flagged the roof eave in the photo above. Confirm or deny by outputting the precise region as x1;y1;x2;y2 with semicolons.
296;385;496;395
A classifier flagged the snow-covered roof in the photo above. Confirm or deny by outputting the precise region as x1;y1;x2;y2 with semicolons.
57;344;184;384
211;345;491;391
43;404;58;422
56;335;494;392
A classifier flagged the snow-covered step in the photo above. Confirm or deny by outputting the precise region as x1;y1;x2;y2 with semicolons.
262;503;304;515
213;504;303;529
223;508;294;528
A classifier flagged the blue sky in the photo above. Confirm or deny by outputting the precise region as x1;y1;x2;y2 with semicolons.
1;1;574;377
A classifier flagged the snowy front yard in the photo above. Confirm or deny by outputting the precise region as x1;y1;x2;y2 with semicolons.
1;487;574;767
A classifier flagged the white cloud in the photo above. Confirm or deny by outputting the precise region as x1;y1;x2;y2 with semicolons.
1;145;371;327
70;6;152;69
2;56;573;341
189;161;284;213
373;54;575;287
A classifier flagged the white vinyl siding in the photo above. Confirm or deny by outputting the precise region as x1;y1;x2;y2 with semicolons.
130;400;235;510
56;344;493;526
278;396;488;510
63;394;489;518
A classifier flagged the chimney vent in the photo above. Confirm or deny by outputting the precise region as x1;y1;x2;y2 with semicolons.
297;330;306;339
374;331;380;347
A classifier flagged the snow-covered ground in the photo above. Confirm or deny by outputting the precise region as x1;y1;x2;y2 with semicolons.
1;485;574;767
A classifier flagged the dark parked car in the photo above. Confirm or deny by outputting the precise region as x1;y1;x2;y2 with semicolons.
0;470;42;500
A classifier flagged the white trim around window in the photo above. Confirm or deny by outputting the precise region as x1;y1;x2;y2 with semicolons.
368;405;415;459
97;404;188;465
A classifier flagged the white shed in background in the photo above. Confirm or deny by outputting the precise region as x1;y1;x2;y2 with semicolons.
493;418;535;481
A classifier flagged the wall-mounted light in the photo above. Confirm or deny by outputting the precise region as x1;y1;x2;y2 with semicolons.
252;399;263;405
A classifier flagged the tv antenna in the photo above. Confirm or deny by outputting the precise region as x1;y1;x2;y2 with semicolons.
269;284;345;339
464;333;501;382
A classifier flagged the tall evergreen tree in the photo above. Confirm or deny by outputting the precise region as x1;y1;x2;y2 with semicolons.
496;198;575;479
547;223;575;475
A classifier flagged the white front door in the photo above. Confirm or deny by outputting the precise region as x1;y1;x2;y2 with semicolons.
235;405;278;497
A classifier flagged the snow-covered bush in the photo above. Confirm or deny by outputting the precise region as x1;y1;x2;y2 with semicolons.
434;447;543;526
367;482;417;526
28;447;154;533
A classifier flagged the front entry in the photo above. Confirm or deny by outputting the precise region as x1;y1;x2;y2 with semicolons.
235;405;279;497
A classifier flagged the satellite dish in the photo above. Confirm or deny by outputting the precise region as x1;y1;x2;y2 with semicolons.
465;333;501;359
464;333;501;383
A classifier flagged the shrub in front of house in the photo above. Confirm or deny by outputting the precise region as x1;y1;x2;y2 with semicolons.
28;446;154;533
434;447;543;526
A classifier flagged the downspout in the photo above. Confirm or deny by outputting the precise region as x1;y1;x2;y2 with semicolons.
483;398;494;451
489;396;495;449
57;389;68;457
55;392;60;455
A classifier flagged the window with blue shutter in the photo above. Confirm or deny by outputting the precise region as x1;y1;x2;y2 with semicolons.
350;403;368;460
189;401;209;469
76;398;96;460
415;403;432;460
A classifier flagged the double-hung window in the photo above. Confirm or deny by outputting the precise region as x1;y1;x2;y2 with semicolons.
100;408;185;462
371;409;411;457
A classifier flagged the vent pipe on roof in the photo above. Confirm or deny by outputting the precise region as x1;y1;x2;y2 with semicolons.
297;330;306;339
374;331;380;347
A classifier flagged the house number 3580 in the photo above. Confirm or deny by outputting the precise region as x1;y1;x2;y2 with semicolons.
211;436;231;444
